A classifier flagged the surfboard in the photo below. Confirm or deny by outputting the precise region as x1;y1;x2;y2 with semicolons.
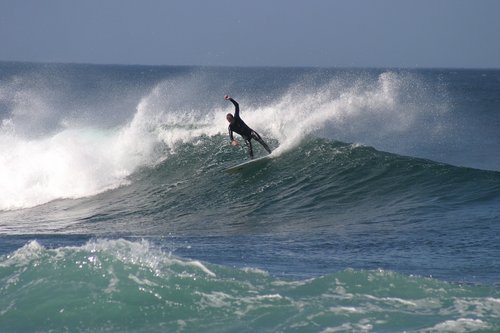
225;155;272;173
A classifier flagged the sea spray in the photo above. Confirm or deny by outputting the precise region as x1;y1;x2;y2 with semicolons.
0;123;161;211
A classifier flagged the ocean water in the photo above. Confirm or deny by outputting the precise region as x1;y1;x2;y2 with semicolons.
0;62;499;332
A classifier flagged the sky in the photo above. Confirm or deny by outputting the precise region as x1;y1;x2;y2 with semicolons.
1;0;499;68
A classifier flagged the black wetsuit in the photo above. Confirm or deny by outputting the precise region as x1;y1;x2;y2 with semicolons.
227;98;271;159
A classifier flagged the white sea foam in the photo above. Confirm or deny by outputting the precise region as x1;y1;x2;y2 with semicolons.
424;318;491;333
0;76;224;210
0;91;168;211
0;240;44;267
0;125;148;210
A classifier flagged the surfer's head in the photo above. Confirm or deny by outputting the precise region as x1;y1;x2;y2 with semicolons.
226;113;234;122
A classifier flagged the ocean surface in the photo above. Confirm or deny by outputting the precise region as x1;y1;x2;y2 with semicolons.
1;62;499;332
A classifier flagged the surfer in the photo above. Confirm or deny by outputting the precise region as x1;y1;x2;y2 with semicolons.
225;95;272;159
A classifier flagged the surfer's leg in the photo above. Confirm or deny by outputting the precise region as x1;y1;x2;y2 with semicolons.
252;131;272;154
245;139;254;159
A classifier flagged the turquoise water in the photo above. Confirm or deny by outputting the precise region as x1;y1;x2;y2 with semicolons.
2;239;499;333
1;63;499;332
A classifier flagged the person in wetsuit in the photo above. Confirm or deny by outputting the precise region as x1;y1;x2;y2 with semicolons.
225;95;272;159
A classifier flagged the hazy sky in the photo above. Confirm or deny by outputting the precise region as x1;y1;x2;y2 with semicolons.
1;0;499;68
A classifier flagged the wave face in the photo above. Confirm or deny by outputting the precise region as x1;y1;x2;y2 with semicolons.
1;63;500;332
1;239;499;333
2;135;499;238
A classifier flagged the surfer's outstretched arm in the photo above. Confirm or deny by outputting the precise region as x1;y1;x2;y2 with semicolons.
224;95;240;118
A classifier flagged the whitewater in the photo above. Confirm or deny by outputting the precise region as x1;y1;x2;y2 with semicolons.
1;62;499;332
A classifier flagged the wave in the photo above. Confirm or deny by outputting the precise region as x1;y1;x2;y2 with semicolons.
2;135;499;237
1;64;498;211
1;239;499;332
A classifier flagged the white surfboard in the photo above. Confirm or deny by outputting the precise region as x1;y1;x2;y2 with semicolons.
225;155;272;173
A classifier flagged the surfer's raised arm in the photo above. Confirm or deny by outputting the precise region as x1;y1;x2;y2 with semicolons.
224;95;239;117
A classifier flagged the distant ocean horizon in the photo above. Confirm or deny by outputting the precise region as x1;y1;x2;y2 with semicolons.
4;59;500;70
1;61;499;332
